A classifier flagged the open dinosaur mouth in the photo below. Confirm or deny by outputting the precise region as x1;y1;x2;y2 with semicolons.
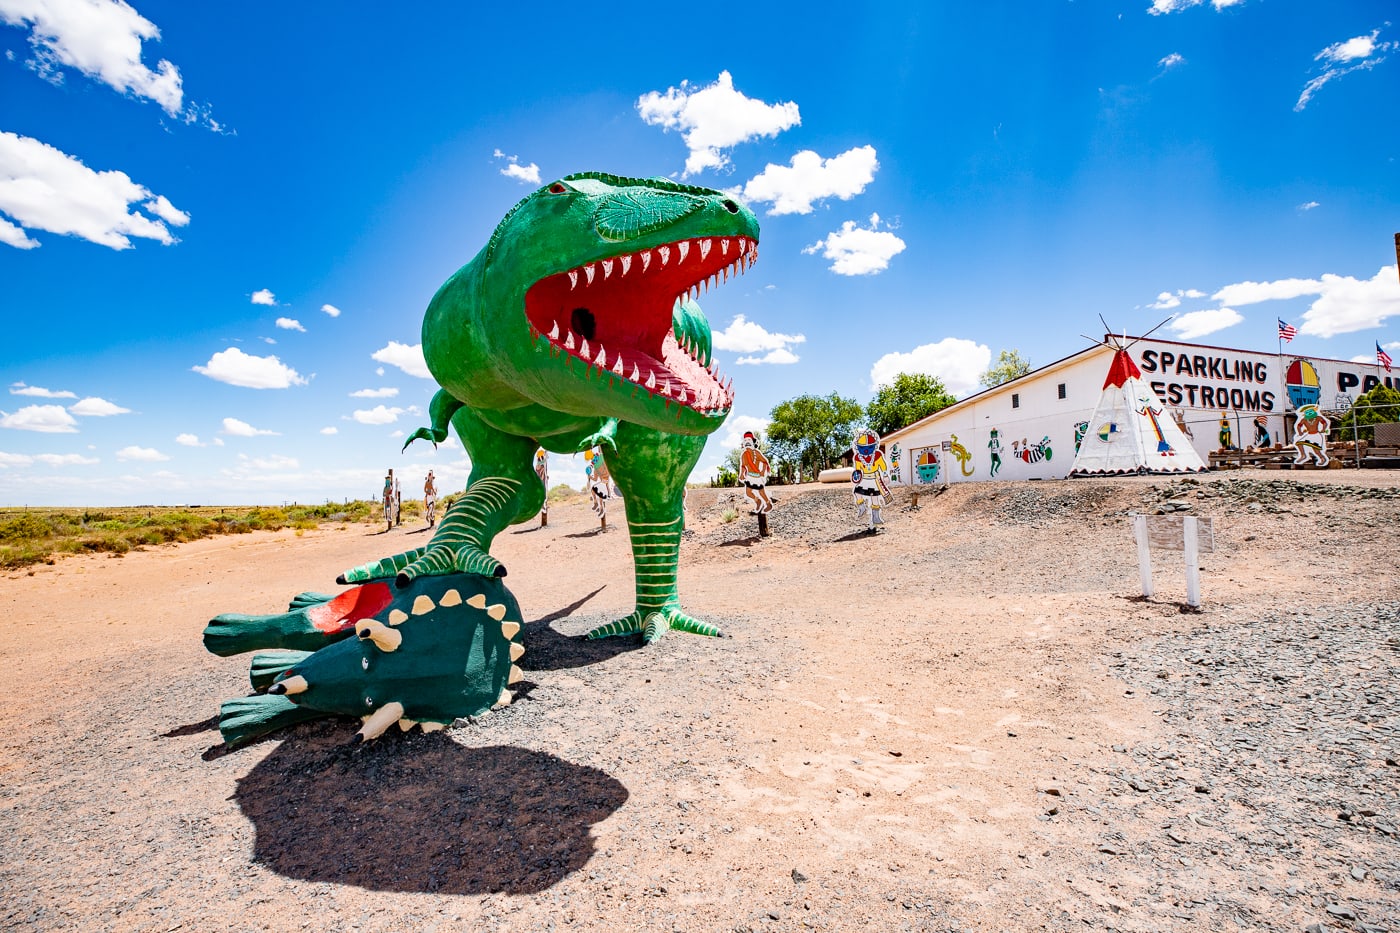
524;235;757;414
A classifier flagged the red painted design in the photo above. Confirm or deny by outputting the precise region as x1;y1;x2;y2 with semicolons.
306;583;394;634
1102;349;1142;389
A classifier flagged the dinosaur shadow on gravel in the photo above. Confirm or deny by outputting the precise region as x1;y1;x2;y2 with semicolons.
519;587;639;672
234;724;627;895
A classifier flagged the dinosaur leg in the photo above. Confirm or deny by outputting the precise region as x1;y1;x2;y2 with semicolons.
339;407;544;585
586;423;719;644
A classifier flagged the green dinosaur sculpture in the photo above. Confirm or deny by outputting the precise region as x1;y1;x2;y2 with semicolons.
204;173;759;746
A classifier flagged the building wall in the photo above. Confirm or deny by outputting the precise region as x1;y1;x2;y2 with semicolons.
885;336;1400;486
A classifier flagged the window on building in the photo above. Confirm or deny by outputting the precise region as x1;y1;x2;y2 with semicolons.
1057;383;1067;400
1011;393;1020;409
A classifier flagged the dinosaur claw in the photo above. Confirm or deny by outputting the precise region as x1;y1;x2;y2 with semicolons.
357;701;406;742
335;574;348;585
268;674;308;696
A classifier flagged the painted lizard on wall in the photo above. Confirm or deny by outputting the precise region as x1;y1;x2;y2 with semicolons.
204;173;760;746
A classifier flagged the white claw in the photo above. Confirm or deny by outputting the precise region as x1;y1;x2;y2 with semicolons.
658;245;670;266
620;254;632;275
548;320;560;340
602;259;614;279
677;241;689;263
568;270;578;290
564;331;576;350
700;239;712;260
357;701;406;742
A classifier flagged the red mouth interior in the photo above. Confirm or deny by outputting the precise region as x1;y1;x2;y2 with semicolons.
524;236;757;413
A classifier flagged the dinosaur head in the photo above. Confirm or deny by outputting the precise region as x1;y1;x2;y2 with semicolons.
426;172;760;436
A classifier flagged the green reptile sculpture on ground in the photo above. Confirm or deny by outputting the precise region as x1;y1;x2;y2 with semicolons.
205;173;760;747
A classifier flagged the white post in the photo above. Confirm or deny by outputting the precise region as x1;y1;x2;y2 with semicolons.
1133;513;1154;598
1183;515;1201;608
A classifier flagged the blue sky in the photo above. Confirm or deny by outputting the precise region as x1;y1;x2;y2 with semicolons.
2;0;1398;507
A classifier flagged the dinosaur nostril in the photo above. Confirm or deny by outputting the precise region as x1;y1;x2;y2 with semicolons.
571;307;596;341
721;199;740;214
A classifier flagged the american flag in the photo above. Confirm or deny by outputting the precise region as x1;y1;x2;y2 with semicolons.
1379;341;1393;372
1278;319;1297;342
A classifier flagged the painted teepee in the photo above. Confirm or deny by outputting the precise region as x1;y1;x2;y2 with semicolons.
1069;341;1207;476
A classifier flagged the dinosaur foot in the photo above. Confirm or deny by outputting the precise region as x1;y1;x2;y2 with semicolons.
585;607;724;645
209;574;526;749
337;539;504;586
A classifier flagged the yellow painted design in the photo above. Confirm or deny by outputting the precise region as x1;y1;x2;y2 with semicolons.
486;603;507;620
467;594;487;609
411;595;436;615
500;620;521;639
388;609;409;626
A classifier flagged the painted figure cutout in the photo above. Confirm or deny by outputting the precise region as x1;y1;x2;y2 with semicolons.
987;428;1003;477
851;429;891;530
738;431;773;515
1135;399;1175;455
889;443;902;485
1073;421;1089;454
1013;436;1053;464
949;434;974;476
534;448;549;523
1252;416;1272;449
1172;408;1194;440
1292;404;1331;466
1218;412;1234;450
584;447;612;520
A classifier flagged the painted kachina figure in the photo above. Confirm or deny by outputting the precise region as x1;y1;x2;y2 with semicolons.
738;431;773;514
987;428;1003;477
1252;415;1272;449
423;469;438;529
850;429;892;531
1172;408;1194;440
534;448;549;526
584;447;612;525
382;469;397;531
888;443;902;485
1218;412;1235;451
1292;404;1331;466
1073;421;1089;455
1135;399;1175;455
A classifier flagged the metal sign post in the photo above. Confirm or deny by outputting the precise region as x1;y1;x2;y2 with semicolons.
1132;513;1215;608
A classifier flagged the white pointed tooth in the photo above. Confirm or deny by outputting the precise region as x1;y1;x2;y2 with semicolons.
602;259;614;279
698;239;711;261
658;244;670;266
548;320;560;340
593;344;607;366
677;387;688;404
584;263;596;285
564;331;576;350
579;338;590;359
630;363;641;381
620;254;632;275
737;236;747;254
568;270;578;290
612;356;624;375
723;238;732;256
723;267;729;284
645;371;656;389
677;241;689;262
660;382;672;397
641;250;651;272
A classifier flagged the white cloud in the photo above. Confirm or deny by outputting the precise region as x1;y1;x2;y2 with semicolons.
0;215;38;248
637;71;801;177
1158;53;1186;69
321;303;341;317
143;194;188;225
221;417;278;437
0;451;33;467
115;445;168;462
1298;201;1320;211
275;317;304;332
250;288;276;306
193;347;307;389
869;338;991;397
232;453;299;472
371;341;431;379
0;0;184;114
320;426;338;435
803;213;907;276
352;405;406;425
717;413;771;450
9;382;75;398
1349;354;1373;364
741;146;879;216
736;347;800;366
1148;288;1207;311
0;130;188;249
716;313;806;361
34;452;98;466
175;433;202;446
493;151;541;184
0;403;79;432
1167;307;1244;339
1295;28;1396;111
1212;265;1400;337
68;396;130;416
1147;0;1242;14
350;387;399;398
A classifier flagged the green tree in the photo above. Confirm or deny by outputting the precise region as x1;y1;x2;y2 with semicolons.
1332;384;1400;443
865;372;957;436
767;392;863;482
979;349;1031;388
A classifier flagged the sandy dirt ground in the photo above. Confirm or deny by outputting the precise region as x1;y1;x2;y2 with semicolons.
1;469;1397;932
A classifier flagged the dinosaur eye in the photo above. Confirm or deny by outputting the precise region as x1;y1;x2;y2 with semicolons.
548;182;568;194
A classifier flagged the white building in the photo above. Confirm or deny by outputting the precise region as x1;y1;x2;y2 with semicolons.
882;335;1398;486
